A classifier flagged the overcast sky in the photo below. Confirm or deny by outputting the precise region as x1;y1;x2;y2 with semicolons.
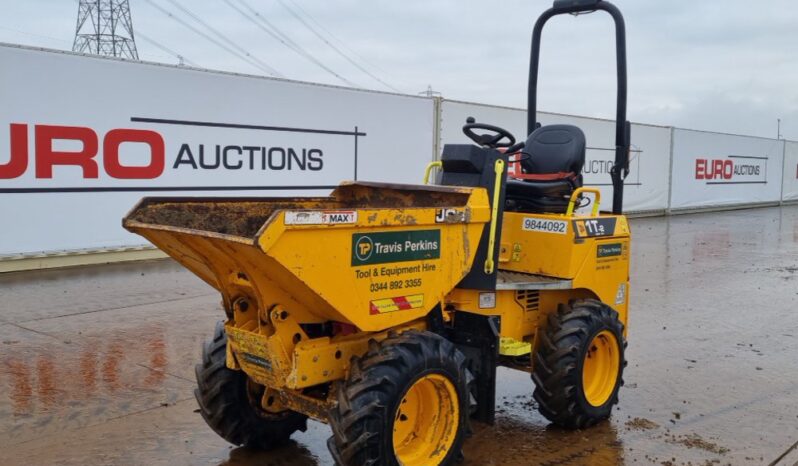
2;0;797;140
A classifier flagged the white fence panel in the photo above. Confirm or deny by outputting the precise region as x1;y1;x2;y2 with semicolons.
439;100;671;213
0;45;435;256
670;129;784;210
781;141;798;202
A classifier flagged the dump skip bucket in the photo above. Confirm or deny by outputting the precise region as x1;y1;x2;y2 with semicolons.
124;182;490;332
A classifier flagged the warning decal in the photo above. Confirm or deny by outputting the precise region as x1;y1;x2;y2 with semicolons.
369;294;424;315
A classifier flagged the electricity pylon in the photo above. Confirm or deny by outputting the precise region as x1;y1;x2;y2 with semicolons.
73;0;139;59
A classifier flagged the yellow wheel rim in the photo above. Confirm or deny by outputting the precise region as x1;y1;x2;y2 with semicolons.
582;330;621;407
392;373;459;466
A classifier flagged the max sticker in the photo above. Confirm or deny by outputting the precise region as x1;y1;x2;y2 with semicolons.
285;210;357;225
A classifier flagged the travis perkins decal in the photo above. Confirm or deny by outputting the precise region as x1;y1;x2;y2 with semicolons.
352;230;440;266
597;243;623;258
695;155;767;184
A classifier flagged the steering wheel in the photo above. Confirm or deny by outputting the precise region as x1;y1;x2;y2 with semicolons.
462;117;516;148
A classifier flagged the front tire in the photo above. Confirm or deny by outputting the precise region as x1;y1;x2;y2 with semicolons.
532;299;626;429
327;330;472;466
194;321;307;450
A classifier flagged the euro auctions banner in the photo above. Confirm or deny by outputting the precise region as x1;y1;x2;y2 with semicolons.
439;100;672;213
670;129;784;210
781;141;798;202
0;44;435;255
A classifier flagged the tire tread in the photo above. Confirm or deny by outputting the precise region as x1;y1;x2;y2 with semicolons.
531;299;626;429
194;321;307;450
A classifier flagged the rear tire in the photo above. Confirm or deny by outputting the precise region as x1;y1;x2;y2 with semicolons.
194;321;307;450
327;330;472;466
532;299;626;429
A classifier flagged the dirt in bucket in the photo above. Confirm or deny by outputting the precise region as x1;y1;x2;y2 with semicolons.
128;201;314;237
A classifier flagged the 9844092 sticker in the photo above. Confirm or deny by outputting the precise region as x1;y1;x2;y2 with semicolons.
522;217;568;235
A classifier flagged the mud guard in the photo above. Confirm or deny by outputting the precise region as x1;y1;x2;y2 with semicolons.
443;311;500;424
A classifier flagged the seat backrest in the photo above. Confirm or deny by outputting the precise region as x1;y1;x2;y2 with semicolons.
520;124;586;177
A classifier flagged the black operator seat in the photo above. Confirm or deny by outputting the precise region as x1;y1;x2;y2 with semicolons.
505;124;586;214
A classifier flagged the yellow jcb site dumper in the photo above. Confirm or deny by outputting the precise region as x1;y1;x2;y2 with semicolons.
124;1;632;464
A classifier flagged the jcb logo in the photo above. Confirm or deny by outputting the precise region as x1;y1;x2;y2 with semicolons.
0;124;165;179
434;208;465;223
355;236;373;261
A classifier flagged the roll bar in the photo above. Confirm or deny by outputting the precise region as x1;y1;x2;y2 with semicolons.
527;0;631;214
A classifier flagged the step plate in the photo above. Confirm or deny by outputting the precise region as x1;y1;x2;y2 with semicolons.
495;270;572;290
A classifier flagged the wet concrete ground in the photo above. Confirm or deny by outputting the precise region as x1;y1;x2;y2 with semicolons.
2;205;798;465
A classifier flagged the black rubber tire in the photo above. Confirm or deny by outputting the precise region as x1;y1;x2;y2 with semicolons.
327;329;472;466
531;299;627;429
194;321;307;449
